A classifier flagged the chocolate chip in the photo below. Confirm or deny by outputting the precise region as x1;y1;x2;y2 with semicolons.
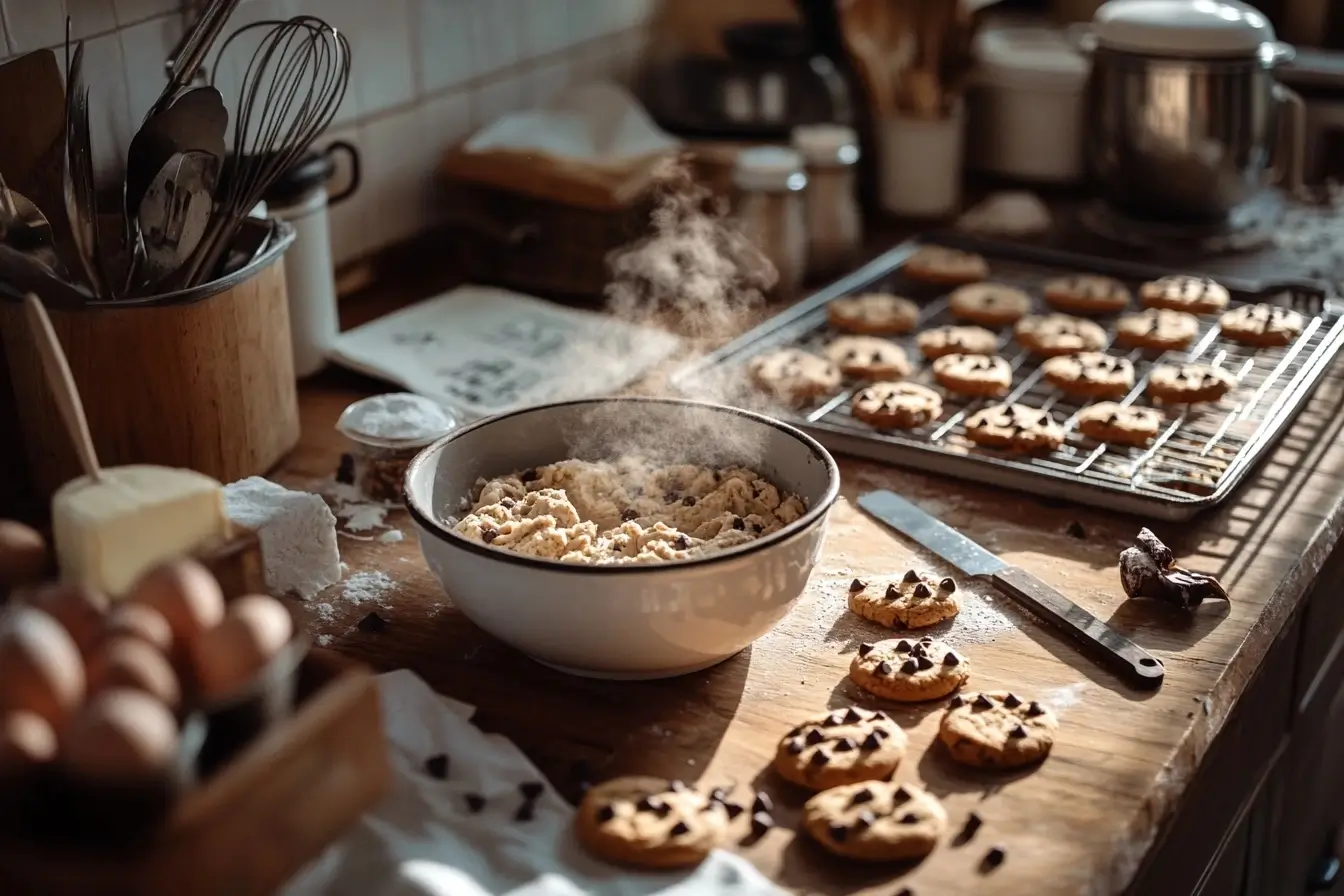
751;811;774;835
959;811;984;843
858;642;875;657
1002;693;1022;708
358;611;388;633
981;845;1007;871
899;659;918;675
515;801;536;822
520;468;539;483
621;508;639;522
519;781;544;800
910;642;927;658
939;577;956;592
913;582;932;598
682;495;697;506
949;695;965;708
424;754;449;779
849;787;874;806
466;793;486;813
752;792;773;814
501;497;516;509
724;801;745;819
1009;724;1028;739
834;737;857;752
895;639;912;652
335;452;355;485
1027;701;1045;717
843;707;863;724
855;809;877;829
974;694;995;709
482;528;498;544
900;812;919;824
903;569;921;583
673;534;691;550
892;785;911;802
850;578;866;594
732;516;745;530
871;726;891;740
664;492;680;504
809;750;830;766
786;739;804;755
878;661;894;676
861;732;883;749
895;889;914;896
670;820;691;836
885;584;900;600
824;711;847;727
1066;521;1087;539
668;779;690;793
828;822;848;842
806;728;825;745
916;655;934;671
871;710;889;722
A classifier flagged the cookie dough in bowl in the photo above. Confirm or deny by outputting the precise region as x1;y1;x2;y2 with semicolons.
405;398;840;680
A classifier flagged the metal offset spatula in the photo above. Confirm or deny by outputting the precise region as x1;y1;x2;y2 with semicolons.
857;490;1165;690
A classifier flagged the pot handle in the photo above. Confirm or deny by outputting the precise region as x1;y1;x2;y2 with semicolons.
1269;83;1306;196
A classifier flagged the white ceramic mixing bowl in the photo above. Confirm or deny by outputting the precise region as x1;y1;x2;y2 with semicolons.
405;398;840;680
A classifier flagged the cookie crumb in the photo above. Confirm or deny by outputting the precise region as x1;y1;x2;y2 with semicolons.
981;845;1007;872
424;754;449;780
357;611;388;632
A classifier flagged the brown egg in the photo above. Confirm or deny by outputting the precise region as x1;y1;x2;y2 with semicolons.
0;710;58;776
18;583;110;656
106;603;174;653
86;638;181;710
0;606;85;728
192;595;293;701
127;559;225;653
0;521;49;593
61;689;178;781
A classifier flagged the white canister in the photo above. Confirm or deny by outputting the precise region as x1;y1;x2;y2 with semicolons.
733;146;809;297
263;141;361;378
878;100;967;218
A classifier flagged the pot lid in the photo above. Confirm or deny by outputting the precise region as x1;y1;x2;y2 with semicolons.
1093;0;1277;57
973;25;1089;91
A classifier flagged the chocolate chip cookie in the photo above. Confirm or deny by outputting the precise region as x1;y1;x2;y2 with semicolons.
825;336;913;379
916;324;998;360
1040;352;1135;399
852;382;943;430
1218;303;1305;348
850;636;970;702
938;691;1057;769
1043;274;1131;316
774;707;908;790
1014;313;1108;357
1139;275;1230;314
847;573;960;630
827;293;920;335
802;780;948;862
1076;402;1164;447
1147;364;1238;404
964;404;1064;454
748;348;842;403
948;283;1032;327
1114;308;1201;351
902;245;989;286
930;353;1013;397
576;776;731;868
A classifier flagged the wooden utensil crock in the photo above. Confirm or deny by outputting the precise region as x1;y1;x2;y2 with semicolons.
0;230;300;503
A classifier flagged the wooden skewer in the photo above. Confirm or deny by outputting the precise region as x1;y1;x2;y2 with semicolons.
23;292;103;481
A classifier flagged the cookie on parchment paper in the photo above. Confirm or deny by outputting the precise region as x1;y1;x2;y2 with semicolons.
1146;364;1238;404
948;283;1032;328
852;382;943;430
748;348;841;403
802;780;948;862
1077;402;1164;447
930;353;1013;397
1040;352;1135;399
902;245;989;286
827;293;920;335
575;776;731;869
825;335;913;379
1014;313;1108;357
1042;274;1132;316
848;573;960;630
773;707;908;790
1114;308;1200;351
964;404;1064;454
938;691;1058;769
1139;275;1230;314
916;324;998;360
1218;303;1305;348
850;636;970;702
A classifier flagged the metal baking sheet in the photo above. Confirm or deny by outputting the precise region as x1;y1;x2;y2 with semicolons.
671;235;1344;521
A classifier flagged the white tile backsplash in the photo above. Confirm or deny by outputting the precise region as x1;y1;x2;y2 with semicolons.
118;12;180;126
2;0;119;54
321;0;415;126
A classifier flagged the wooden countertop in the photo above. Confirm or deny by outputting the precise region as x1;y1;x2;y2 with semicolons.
278;267;1344;895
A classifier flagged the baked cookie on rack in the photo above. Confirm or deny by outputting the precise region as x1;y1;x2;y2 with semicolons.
850;636;970;702
1076;403;1164;447
1147;364;1238;404
773;707;908;790
1114;308;1200;351
939;691;1057;769
964;404;1064;454
826;292;920;335
1014;313;1108;357
847;573;961;630
825;336;913;379
1218;303;1305;348
575;776;732;869
748;348;841;404
1040;352;1135;399
1139;275;1230;314
901;245;989;286
948;283;1032;327
930;353;1013;397
802;781;948;862
852;382;943;430
916;324;998;360
1042;274;1132;316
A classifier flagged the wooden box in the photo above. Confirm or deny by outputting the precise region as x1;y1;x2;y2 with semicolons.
0;649;390;896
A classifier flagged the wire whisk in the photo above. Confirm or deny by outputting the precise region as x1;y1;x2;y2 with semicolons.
177;15;351;288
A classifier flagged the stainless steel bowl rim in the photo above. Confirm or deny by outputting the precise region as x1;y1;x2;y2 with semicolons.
1089;41;1293;69
404;396;842;575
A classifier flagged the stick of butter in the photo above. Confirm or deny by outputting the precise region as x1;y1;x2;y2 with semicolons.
52;465;233;598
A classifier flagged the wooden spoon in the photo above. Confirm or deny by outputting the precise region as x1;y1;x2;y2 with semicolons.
23;293;103;482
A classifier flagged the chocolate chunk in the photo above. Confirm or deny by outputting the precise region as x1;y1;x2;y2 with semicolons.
424;754;449;780
939;577;956;592
910;642;927;659
1002;693;1022;708
358;611;388;633
682;495;697;506
621;508;639;522
834;737;857;752
668;779;690;794
752;792;773;814
981;845;1007;871
850;578;867;593
943;652;959;666
913;582;932;598
878;660;895;676
732;516;746;530
960;811;984;842
466;793;487;813
1009;724;1028;739
916;655;935;671
519;781;544;800
806;728;825;745
520;468;539;483
871;710;889;722
751;811;774;835
481;528;499;544
885;584;900;600
949;695;965;708
515;801;536;822
855;809;877;829
824;711;847;727
335;452;355;485
903;569;921;583
892;785;911;802
894;639;912;653
673;534;691;550
723;801;745;819
1026;701;1045;717
828;822;848;842
1066;520;1087;539
850;787;874;806
670;820;692;836
843;707;863;724
858;642;875;658
900;812;919;824
861;732;883;750
973;694;995;709
899;659;918;675
809;750;830;766
786;739;804;754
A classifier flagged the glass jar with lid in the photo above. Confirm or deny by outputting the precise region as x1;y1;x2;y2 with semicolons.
792;124;862;279
732;146;809;298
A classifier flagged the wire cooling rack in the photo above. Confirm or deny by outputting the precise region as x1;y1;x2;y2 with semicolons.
671;235;1344;520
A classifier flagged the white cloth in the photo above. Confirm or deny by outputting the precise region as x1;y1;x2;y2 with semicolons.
284;671;782;896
